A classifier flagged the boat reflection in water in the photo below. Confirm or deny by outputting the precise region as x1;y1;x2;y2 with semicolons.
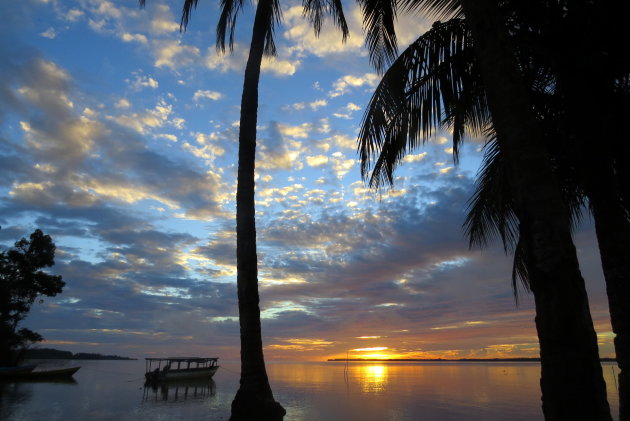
143;378;216;402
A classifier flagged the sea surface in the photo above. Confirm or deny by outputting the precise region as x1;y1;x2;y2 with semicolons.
0;359;620;421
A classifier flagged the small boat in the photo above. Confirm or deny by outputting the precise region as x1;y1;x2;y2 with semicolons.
0;365;80;380
28;366;81;378
0;365;81;380
145;357;219;383
0;365;36;378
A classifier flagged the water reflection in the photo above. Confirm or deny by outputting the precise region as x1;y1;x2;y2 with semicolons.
356;364;388;393
142;379;216;403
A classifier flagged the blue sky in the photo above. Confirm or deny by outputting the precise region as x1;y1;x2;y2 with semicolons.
0;0;614;360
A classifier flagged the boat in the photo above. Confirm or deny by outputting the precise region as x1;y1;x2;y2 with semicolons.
144;357;219;383
0;365;79;380
0;365;36;378
28;366;81;378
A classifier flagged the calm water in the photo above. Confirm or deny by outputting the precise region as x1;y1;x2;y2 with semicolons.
0;360;620;420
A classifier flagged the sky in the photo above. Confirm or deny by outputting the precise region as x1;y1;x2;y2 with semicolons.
0;0;615;361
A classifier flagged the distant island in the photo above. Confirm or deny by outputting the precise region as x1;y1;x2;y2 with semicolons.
24;347;136;360
327;357;617;362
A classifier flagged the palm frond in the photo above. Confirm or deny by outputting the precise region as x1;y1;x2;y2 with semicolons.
216;0;248;53
399;0;463;20
358;19;479;188
463;138;519;253
181;0;200;31
357;0;399;73
302;0;349;41
216;0;282;55
511;235;532;305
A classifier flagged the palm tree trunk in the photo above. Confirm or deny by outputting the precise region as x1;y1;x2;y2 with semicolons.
459;0;611;419
230;0;285;419
588;174;630;421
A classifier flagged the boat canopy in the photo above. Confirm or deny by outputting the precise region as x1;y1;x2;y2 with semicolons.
145;357;218;363
144;357;218;373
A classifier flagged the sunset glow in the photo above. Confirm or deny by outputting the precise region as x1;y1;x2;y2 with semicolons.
0;0;616;362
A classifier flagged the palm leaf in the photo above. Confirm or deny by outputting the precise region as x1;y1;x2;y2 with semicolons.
358;19;482;188
399;0;463;19
357;0;399;73
303;0;349;40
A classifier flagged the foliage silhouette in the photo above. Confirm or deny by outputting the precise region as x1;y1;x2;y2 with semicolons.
140;1;347;419
0;229;64;366
357;0;615;419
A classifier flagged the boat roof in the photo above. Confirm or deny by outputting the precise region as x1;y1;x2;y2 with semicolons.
145;357;218;362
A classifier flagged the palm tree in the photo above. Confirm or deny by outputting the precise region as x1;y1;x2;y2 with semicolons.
141;0;347;419
467;3;630;418
357;1;613;419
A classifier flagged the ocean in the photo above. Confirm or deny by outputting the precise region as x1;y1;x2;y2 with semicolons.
0;360;620;420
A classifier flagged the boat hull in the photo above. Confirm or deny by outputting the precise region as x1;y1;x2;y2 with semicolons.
0;366;79;380
146;366;218;382
0;365;37;378
29;367;81;378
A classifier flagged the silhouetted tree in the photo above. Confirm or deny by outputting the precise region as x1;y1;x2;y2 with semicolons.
0;229;64;366
357;0;613;419
140;1;347;419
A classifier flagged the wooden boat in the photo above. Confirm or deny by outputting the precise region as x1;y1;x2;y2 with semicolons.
28;366;81;378
0;365;80;380
0;365;36;378
145;357;219;383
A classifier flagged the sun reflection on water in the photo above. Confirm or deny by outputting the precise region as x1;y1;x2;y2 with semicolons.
355;364;389;393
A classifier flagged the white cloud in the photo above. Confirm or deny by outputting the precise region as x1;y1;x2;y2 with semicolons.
206;46;248;73
330;134;356;150
193;90;223;102
156;133;178;142
278;123;312;139
331;153;356;179
306;155;329;167
282;5;364;57
150;5;180;34
154;40;200;69
65;8;84;22
122;32;148;44
329;73;380;98
285;99;327;112
403;152;428;163
115;98;131;109
40;27;57;39
261;56;300;76
130;75;159;89
94;1;122;20
112;99;176;134
205;46;300;76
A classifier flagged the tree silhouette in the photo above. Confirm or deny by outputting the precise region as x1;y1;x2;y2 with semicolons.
140;1;347;419
357;1;614;418
0;229;65;366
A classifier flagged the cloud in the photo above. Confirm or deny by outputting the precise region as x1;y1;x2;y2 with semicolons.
257;122;302;171
149;4;180;34
284;99;327;112
111;98;180;134
129;74;159;89
306;155;329;167
329;73;380;98
193;89;223;102
205;45;300;76
153;39;200;69
40;27;58;39
261;56;300;76
282;5;364;57
114;98;131;109
121;32;148;44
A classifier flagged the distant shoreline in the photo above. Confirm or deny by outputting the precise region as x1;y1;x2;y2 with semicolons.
327;357;617;362
24;347;136;360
